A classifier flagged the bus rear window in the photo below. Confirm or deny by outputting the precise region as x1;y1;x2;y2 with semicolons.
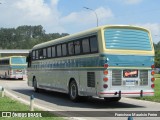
11;57;26;64
104;28;152;51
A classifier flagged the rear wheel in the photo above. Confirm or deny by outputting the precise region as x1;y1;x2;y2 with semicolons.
33;78;39;92
69;80;80;102
104;97;121;102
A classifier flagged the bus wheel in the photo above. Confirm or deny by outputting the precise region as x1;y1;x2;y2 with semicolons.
104;97;121;102
33;78;39;92
69;80;79;102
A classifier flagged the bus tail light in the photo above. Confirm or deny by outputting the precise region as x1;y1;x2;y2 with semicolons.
151;78;155;82
151;71;155;75
103;77;108;82
103;70;108;75
103;84;108;89
151;65;155;69
151;84;155;88
104;64;108;68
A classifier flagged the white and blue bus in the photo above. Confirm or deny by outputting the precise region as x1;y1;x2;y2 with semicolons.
27;25;155;102
0;56;27;80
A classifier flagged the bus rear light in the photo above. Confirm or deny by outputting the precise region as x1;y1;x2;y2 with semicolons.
104;64;108;68
103;84;108;89
151;65;155;69
151;84;155;88
103;77;108;82
151;78;155;82
151;71;155;75
103;70;108;75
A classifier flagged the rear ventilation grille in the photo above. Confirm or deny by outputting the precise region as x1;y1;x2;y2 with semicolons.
112;70;122;86
87;72;95;87
140;70;148;86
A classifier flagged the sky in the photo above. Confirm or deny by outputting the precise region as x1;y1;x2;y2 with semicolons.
0;0;160;43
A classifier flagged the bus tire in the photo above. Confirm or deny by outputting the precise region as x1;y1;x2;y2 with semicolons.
104;97;121;102
33;78;39;92
69;80;80;102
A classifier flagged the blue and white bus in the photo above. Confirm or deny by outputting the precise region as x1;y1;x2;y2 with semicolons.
27;25;155;102
0;56;27;80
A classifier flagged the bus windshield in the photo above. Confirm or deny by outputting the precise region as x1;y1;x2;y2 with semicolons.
104;28;152;51
11;57;26;64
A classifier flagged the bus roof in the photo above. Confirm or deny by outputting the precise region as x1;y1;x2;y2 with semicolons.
0;56;26;60
32;25;150;50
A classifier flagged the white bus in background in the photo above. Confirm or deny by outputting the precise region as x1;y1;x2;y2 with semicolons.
0;56;27;80
27;25;155;102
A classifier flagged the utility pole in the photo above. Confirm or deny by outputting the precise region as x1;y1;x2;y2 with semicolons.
83;7;99;27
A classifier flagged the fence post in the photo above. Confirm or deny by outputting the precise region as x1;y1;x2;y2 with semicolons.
1;87;4;97
30;95;34;111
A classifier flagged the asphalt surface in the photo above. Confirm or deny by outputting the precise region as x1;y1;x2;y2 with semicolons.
0;79;160;120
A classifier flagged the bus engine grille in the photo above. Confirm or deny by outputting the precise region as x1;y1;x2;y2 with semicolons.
87;72;95;87
112;70;122;86
140;70;148;86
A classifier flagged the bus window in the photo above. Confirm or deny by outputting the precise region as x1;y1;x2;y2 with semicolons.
43;48;47;58
32;51;35;60
39;49;43;59
52;46;56;57
47;47;52;58
74;41;81;54
57;44;62;57
82;38;90;53
36;50;39;60
62;44;67;56
68;42;74;55
90;36;98;52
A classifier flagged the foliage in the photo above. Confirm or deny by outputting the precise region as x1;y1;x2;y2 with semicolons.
0;25;69;49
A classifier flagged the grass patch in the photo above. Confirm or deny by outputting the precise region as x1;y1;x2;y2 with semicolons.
0;96;63;120
137;74;160;102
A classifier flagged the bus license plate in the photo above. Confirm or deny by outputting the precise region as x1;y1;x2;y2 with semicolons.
126;80;135;86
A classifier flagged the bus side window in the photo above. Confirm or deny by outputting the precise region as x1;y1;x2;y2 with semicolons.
62;43;67;56
82;38;90;53
32;51;36;60
74;41;81;55
90;36;98;53
47;47;52;58
43;48;47;58
57;44;62;57
39;49;43;59
68;42;74;55
36;50;39;60
52;46;56;57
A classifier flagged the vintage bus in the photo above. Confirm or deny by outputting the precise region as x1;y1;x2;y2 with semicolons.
27;25;155;102
0;56;27;80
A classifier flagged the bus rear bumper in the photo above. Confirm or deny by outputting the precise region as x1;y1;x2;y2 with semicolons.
10;75;27;80
98;90;154;98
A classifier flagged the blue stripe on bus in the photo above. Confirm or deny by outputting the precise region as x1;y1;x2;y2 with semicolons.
104;28;152;51
101;54;154;67
32;54;154;69
11;66;27;69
